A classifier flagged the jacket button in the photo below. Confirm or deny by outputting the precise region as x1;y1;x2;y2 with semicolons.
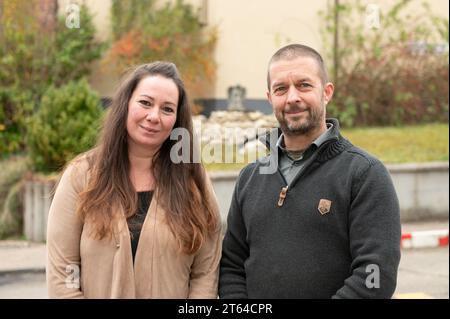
116;243;120;248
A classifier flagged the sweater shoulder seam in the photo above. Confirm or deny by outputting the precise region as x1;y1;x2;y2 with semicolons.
345;147;380;167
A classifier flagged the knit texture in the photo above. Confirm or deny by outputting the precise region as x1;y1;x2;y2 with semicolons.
219;118;401;299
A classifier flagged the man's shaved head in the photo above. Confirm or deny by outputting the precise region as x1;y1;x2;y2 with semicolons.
267;44;329;90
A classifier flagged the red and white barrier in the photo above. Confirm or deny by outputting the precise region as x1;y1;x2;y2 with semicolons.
401;229;449;249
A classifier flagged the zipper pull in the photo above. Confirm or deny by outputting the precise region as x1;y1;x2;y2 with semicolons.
278;186;288;207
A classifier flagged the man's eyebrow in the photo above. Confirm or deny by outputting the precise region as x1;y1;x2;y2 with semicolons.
272;77;313;88
272;81;285;88
297;77;313;82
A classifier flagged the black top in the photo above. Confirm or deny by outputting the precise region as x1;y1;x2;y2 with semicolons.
127;191;153;263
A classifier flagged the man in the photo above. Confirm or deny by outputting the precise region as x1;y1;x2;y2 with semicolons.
219;44;401;299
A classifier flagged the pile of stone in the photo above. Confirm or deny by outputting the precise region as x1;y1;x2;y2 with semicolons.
192;110;278;158
193;110;277;145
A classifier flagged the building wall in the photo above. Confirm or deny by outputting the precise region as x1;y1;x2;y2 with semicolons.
205;0;449;101
207;0;326;100
57;0;449;109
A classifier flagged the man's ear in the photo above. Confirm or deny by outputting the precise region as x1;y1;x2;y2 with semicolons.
266;90;272;104
323;82;334;105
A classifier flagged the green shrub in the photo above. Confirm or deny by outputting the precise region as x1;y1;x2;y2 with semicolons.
0;1;104;156
0;1;104;95
0;155;29;239
0;181;23;239
27;79;104;173
0;88;34;156
319;0;449;127
50;4;106;88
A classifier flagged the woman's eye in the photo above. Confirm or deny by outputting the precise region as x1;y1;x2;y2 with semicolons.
139;100;151;107
163;106;175;113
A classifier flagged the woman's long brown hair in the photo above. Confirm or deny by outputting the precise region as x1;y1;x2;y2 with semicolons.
76;62;218;254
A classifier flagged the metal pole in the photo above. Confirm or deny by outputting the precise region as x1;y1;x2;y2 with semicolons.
334;0;339;93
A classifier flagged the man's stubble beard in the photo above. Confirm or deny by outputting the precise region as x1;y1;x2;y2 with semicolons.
276;101;325;136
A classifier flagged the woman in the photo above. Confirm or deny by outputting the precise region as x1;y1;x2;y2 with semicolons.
46;62;222;298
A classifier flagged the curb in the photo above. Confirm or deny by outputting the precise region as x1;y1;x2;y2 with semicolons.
0;268;46;277
401;229;449;249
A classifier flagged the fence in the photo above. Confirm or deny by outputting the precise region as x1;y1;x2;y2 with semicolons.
23;180;54;242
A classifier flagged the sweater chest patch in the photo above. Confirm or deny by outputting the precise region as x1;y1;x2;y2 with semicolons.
318;199;332;215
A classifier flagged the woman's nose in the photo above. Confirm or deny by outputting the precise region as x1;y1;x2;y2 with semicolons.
145;107;160;123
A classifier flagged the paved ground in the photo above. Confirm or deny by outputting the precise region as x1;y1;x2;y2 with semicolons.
395;246;449;299
0;272;46;299
0;241;46;274
0;220;448;299
0;240;47;299
401;220;449;233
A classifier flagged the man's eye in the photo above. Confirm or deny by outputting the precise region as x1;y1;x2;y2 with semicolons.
274;87;286;93
139;100;151;107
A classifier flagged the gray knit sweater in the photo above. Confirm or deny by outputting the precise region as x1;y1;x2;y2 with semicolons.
219;118;401;299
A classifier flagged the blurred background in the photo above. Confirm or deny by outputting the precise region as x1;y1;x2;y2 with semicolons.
0;0;448;299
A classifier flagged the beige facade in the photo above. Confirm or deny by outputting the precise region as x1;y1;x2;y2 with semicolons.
57;0;449;101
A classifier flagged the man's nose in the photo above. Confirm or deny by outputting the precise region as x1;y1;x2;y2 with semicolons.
286;86;301;105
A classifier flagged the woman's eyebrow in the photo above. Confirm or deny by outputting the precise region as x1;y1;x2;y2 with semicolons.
139;94;153;99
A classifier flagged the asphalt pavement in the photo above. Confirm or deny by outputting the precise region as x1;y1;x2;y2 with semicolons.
0;220;448;299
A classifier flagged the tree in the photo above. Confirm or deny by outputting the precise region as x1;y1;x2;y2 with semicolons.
106;0;217;108
0;0;104;155
319;0;449;126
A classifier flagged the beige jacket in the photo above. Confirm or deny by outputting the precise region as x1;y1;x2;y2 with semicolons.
46;157;222;298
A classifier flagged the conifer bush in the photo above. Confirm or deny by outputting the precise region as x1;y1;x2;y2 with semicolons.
27;79;103;173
